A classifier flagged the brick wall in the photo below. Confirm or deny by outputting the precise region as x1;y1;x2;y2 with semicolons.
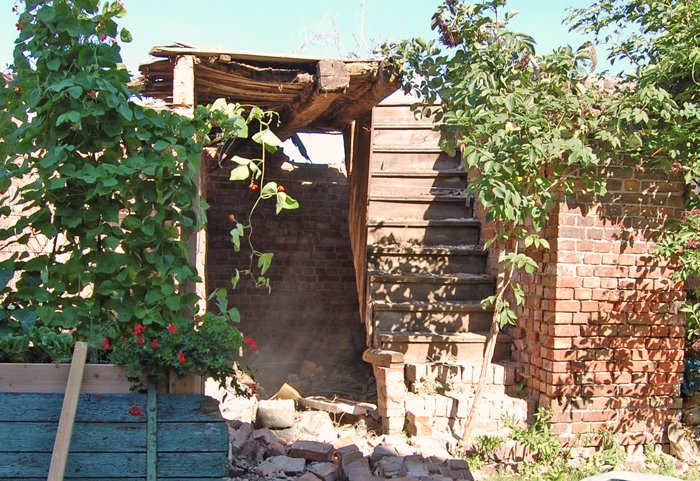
204;148;370;397
510;164;686;450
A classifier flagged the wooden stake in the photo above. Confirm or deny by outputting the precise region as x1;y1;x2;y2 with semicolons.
47;341;88;481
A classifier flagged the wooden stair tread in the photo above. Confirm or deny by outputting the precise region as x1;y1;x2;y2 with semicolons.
367;244;485;255
367;218;479;227
373;123;441;129
372;300;491;312
369;271;492;283
370;170;465;178
377;331;511;343
369;194;468;202
372;145;444;153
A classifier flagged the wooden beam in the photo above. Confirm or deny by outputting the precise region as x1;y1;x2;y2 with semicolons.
173;55;195;114
148;45;378;65
326;63;400;129
47;341;88;481
317;59;350;92
277;89;343;139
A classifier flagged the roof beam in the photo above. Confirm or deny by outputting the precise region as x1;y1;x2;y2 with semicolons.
277;60;350;139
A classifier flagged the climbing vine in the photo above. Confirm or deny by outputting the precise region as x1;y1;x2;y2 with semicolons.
0;0;297;391
383;0;699;444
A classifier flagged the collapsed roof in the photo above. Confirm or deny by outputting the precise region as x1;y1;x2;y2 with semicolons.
137;44;399;138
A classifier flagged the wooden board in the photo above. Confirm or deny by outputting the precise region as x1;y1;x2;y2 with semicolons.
0;392;228;480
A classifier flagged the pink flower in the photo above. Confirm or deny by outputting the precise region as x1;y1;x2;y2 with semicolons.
130;406;143;417
150;339;159;349
167;323;177;334
244;337;257;352
136;336;143;345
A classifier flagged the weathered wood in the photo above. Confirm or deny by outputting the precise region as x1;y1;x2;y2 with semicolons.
149;45;377;65
317;59;350;92
48;341;87;481
147;383;157;481
0;363;133;393
0;421;227;453
0;452;227;478
0;393;222;422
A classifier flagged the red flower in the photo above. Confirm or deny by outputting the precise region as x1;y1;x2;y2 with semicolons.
130;406;143;417
250;383;257;395
136;336;144;345
150;339;159;349
249;183;259;191
101;337;111;349
167;323;177;334
86;90;96;99
193;315;201;323
15;22;22;30
133;324;147;336
244;337;257;352
178;351;186;364
278;185;285;192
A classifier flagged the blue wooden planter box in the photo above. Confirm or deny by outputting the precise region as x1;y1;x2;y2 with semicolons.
0;391;229;480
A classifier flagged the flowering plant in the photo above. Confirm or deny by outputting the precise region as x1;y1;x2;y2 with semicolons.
106;290;257;395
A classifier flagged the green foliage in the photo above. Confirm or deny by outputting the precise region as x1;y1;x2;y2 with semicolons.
473;434;504;462
505;408;565;464
0;0;297;390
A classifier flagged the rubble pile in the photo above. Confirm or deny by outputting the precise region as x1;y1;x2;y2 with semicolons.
224;399;475;481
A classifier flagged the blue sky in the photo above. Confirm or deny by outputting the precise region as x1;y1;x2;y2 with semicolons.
0;1;614;75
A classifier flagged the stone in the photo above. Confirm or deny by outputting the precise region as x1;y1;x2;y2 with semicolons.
257;399;296;429
231;422;253;450
340;448;365;468
266;455;307;475
445;459;469;471
290;440;335;462
252;427;281;445
308;461;341;481
271;426;298;443
580;471;683;481
300;473;322;481
370;443;399;463
375;456;404;477
255;460;278;477
668;420;700;463
399;457;429;477
343;456;371;481
409;437;451;461
297;410;338;443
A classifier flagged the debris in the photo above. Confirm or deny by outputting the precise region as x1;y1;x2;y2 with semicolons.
668;421;700;466
257;399;296;429
272;382;303;400
308;461;341;481
580;471;683;481
300;396;377;416
289;440;335;462
297;410;338;442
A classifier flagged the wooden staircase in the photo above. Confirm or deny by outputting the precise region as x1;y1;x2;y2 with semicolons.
361;93;527;436
366;95;512;363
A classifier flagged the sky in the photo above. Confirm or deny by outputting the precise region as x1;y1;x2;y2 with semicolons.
0;0;617;76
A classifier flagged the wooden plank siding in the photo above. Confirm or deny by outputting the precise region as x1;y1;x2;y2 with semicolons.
0;393;228;480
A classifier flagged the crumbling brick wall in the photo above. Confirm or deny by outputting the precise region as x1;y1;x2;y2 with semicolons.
204;149;370;397
510;164;686;451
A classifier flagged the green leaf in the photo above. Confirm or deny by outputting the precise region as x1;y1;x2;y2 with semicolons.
261;181;278;197
275;192;299;214
232;155;251;165
252;129;282;147
0;264;14;290
227;307;240;323
258;252;274;275
153;140;169;151
119;28;133;43
67;86;83;99
165;296;181;311
229;165;249;181
230;269;240;289
14;309;37;333
47;58;61;71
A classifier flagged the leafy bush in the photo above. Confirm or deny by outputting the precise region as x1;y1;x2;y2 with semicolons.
0;0;296;390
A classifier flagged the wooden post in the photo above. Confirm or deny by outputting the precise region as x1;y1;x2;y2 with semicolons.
173;55;208;376
47;341;88;481
146;383;158;481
